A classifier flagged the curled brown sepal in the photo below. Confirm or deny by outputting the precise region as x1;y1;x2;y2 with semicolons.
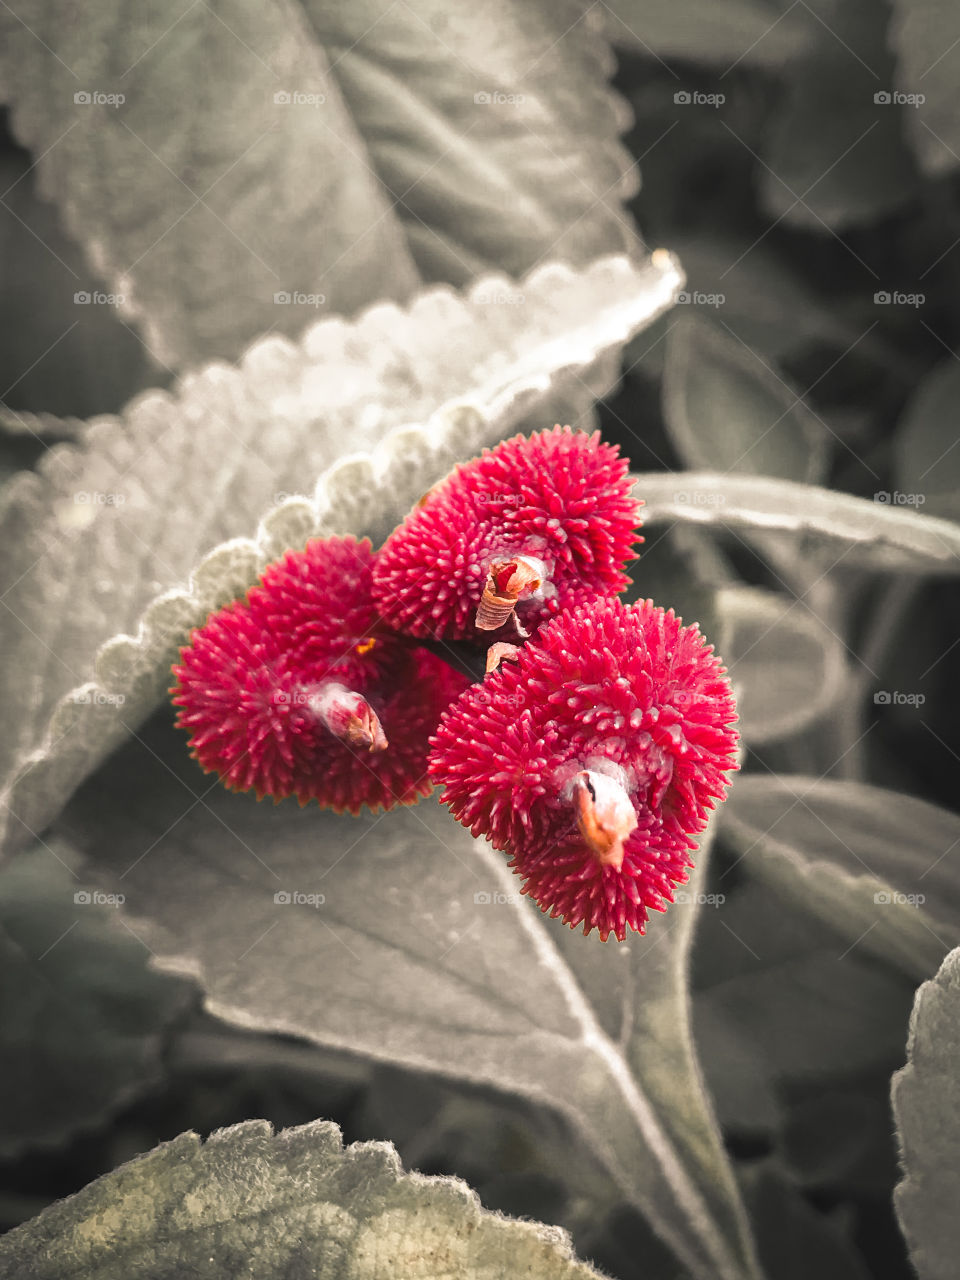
310;683;388;753
485;641;522;674
572;770;639;872
476;555;547;631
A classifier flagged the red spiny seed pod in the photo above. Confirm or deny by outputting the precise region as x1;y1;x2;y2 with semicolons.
428;596;739;940
247;535;393;684
171;536;469;813
371;425;642;641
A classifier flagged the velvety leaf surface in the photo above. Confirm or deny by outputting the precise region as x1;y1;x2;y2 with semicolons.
720;775;960;981
0;1118;603;1279
0;251;682;858
303;0;638;284
892;944;960;1280
632;471;960;575
53;713;760;1280
0;0;420;367
0;839;193;1157
662;314;829;483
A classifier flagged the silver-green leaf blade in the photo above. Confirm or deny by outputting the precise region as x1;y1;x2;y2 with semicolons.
304;0;639;284
0;1118;603;1279
0;0;420;367
892;945;960;1280
632;471;960;575
55;716;759;1280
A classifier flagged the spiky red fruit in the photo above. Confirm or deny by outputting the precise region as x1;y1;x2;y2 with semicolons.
372;426;642;641
172;536;468;813
429;597;739;940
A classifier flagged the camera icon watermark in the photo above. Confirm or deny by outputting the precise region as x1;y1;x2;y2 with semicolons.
74;291;125;306
874;690;926;707
674;89;725;108
74;90;125;107
274;889;326;907
271;689;313;707
473;291;525;305
873;490;925;506
273;90;325;106
473;90;525;106
74;490;126;506
274;291;325;307
673;489;726;506
674;891;725;907
674;289;725;308
477;491;523;507
874;90;925;107
874;290;924;307
74;889;125;906
70;688;126;707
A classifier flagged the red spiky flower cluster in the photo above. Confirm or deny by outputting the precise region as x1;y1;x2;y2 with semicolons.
172;536;467;813
372;426;641;640
428;597;739;940
172;425;738;941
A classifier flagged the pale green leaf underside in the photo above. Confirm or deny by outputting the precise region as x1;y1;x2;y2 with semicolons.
721;774;960;982
0;1117;601;1279
56;719;759;1280
0;251;682;857
633;471;960;574
892;945;960;1280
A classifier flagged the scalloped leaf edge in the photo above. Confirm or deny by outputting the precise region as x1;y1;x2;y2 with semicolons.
0;1117;602;1278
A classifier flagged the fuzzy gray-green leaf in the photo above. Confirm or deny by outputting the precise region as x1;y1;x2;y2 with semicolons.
0;1118;602;1279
